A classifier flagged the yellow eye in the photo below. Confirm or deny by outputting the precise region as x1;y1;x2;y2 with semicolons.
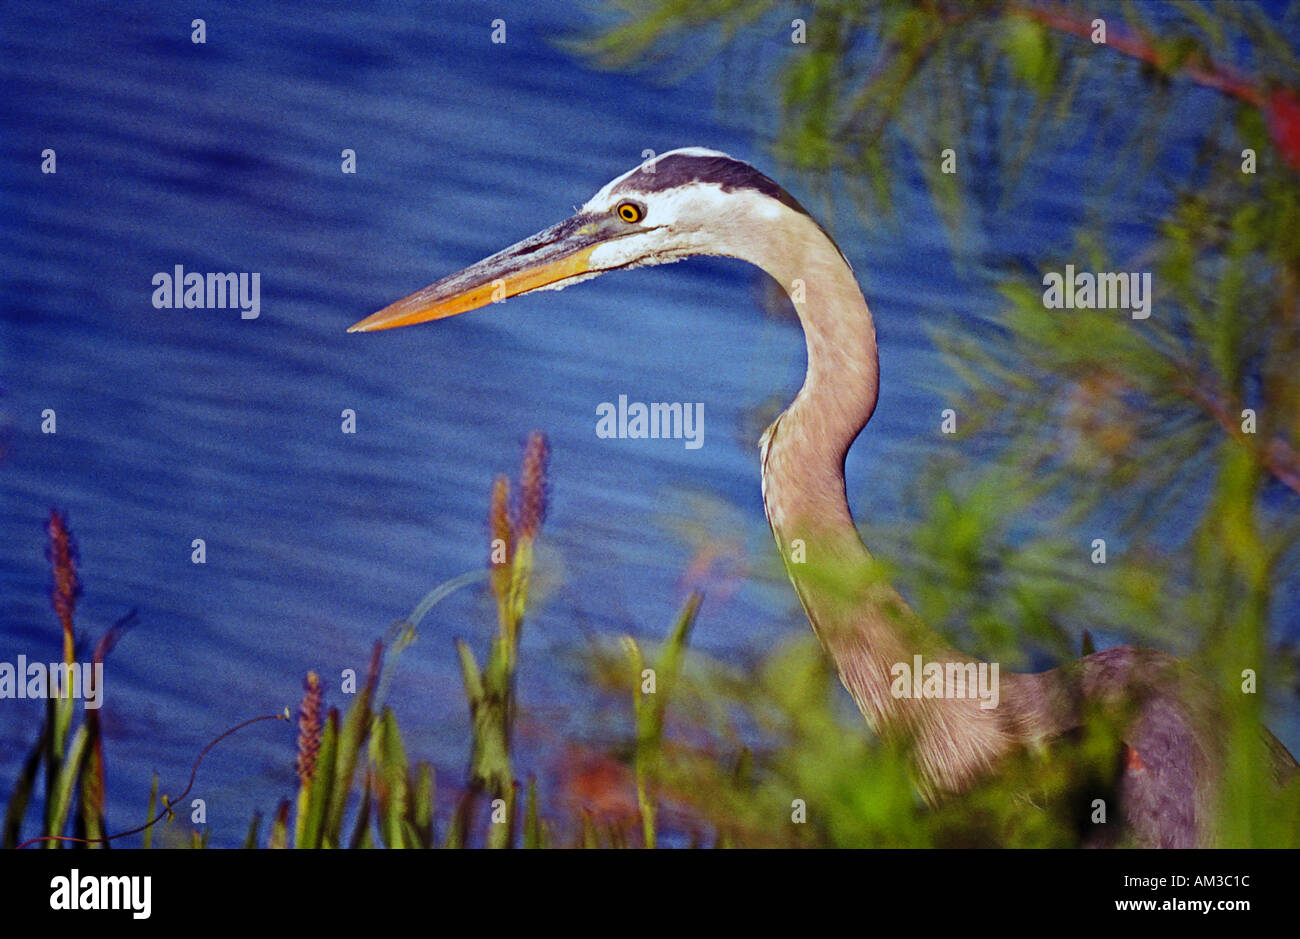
616;202;643;223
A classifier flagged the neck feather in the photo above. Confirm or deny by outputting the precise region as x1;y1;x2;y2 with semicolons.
748;213;1029;793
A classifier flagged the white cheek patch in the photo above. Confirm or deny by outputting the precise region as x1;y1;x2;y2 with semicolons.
588;233;680;271
588;240;627;269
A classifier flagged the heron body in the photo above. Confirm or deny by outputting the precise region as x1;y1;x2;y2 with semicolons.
352;148;1296;847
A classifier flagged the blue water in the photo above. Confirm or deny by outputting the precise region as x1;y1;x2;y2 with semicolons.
1;1;1296;847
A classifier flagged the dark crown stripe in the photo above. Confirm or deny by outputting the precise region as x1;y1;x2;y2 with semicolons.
613;153;847;263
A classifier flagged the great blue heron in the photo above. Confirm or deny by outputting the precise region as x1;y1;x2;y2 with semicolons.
351;148;1296;847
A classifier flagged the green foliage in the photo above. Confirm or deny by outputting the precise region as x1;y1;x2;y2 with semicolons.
622;591;701;847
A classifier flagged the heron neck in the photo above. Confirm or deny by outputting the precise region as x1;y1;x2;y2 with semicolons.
755;223;1018;791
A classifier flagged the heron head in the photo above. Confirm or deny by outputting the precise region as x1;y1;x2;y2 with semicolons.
348;147;839;333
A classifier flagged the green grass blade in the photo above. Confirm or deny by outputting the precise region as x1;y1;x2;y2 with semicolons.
242;811;262;849
2;718;49;849
524;777;541;849
44;723;91;848
142;773;158;850
412;762;435;848
371;707;410;848
326;643;381;842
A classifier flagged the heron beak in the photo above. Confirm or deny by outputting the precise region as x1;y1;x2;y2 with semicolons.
348;213;612;333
